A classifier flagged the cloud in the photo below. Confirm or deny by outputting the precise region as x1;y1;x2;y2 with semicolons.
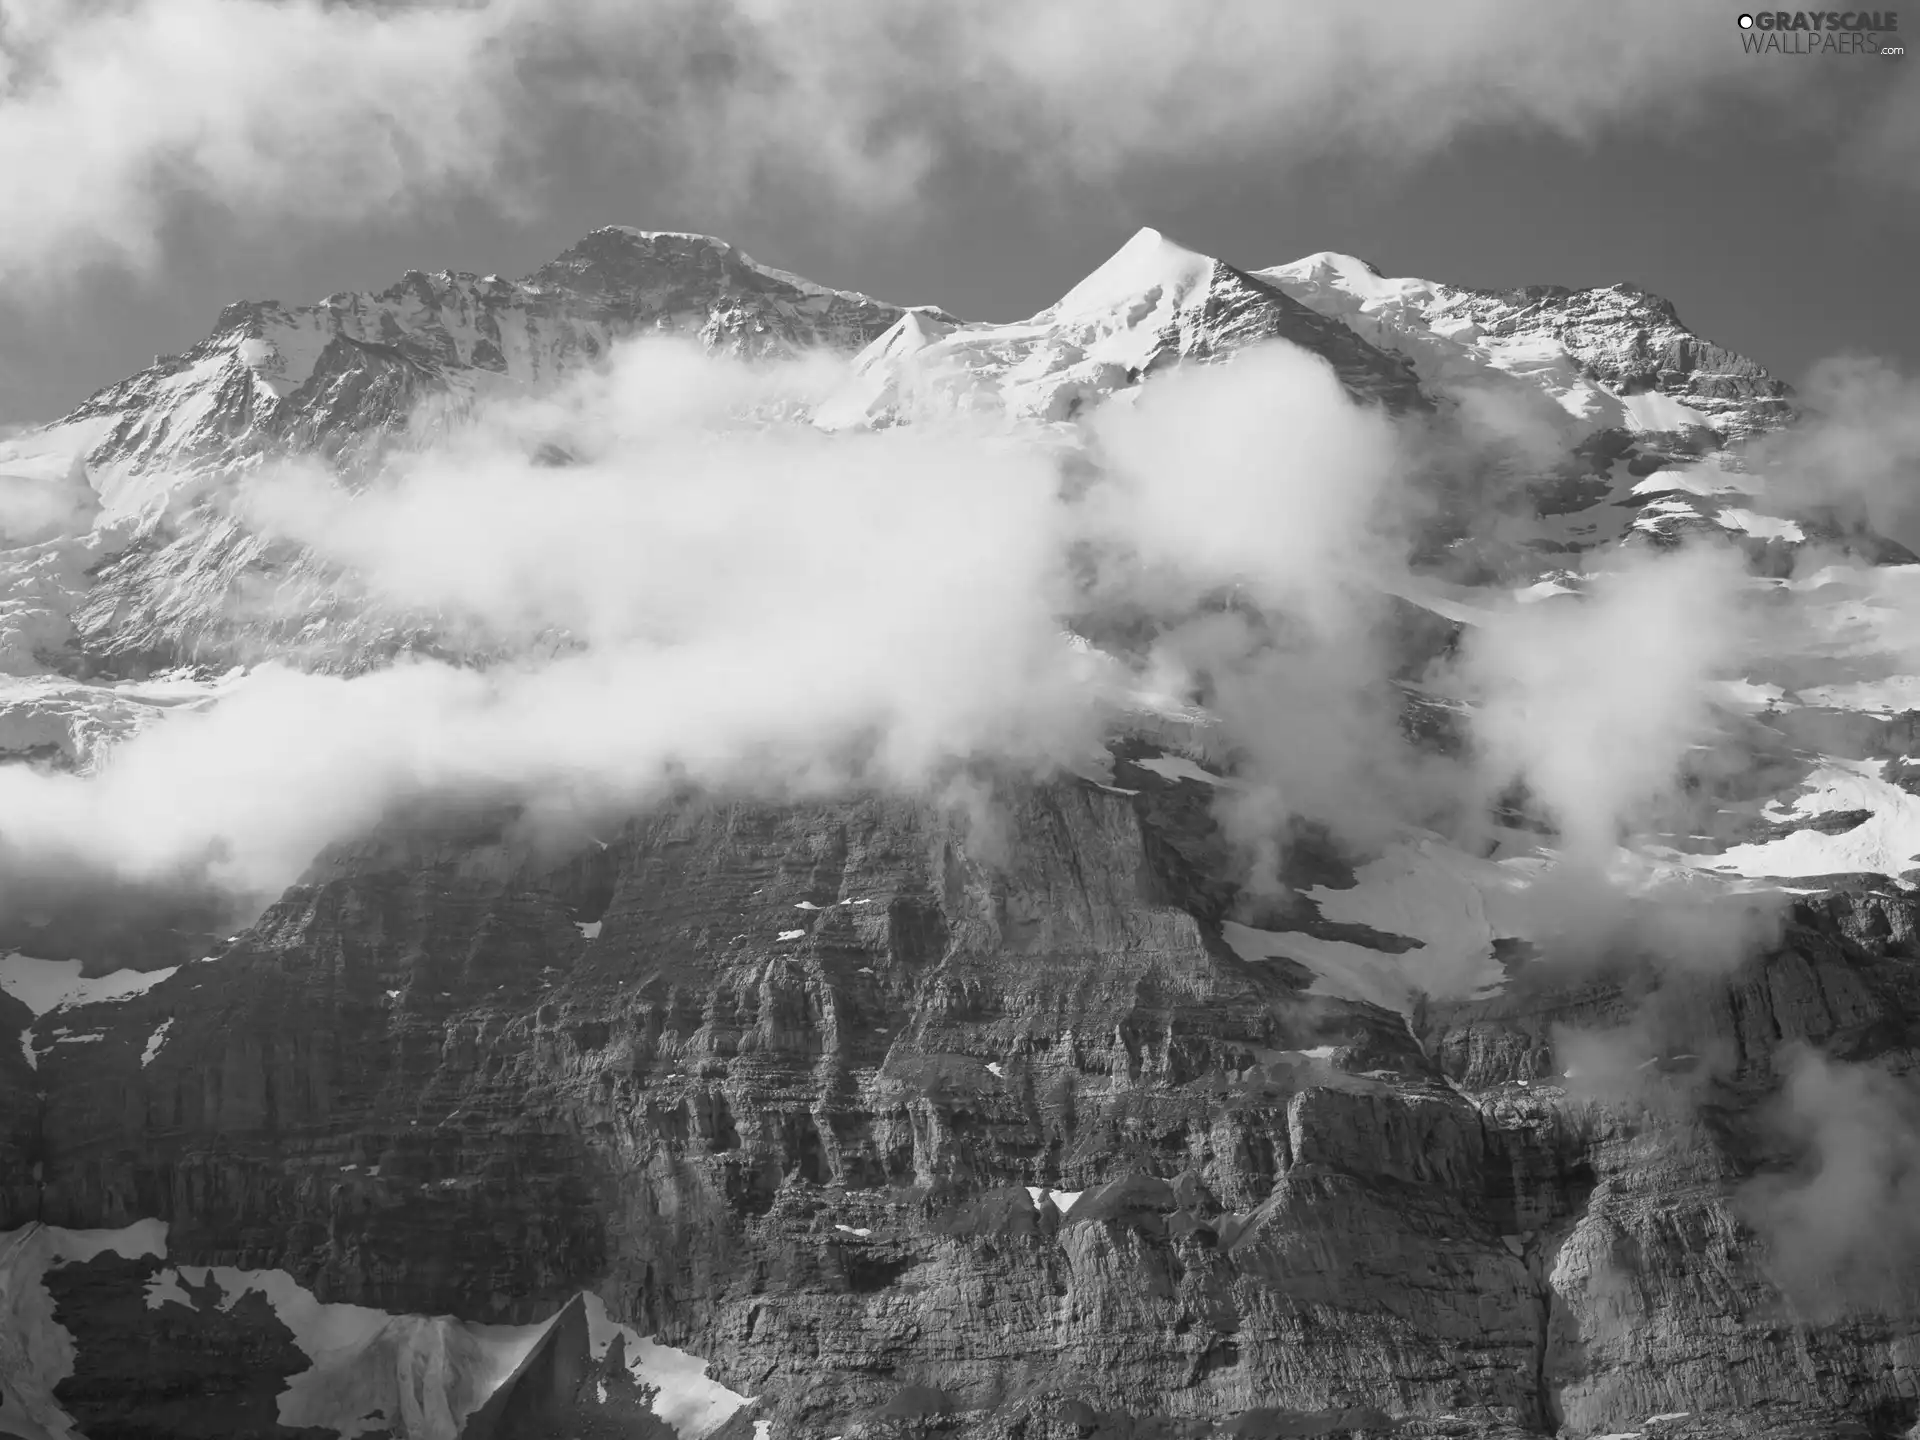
1740;1046;1920;1315
1552;1008;1736;1113
0;0;1885;289
1;338;1109;896
0;323;1894;969
1749;356;1920;555
1075;344;1450;887
0;337;1432;907
0;0;533;283
1453;546;1755;868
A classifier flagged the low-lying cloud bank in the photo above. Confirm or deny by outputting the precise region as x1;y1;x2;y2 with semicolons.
3;330;1918;981
0;333;1855;926
5;339;1428;905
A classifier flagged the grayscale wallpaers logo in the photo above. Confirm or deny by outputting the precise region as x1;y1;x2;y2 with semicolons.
1738;10;1904;53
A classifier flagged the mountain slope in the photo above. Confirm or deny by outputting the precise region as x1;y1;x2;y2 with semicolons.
67;227;940;497
0;230;947;683
818;227;1428;430
1261;251;1793;439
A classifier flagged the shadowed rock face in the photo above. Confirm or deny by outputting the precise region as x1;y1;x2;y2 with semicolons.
10;761;1920;1440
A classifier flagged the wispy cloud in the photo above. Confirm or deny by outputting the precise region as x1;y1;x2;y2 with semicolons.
1741;1045;1920;1315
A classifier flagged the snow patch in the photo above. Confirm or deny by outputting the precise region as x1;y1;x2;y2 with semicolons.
1718;677;1788;711
581;1292;753;1438
574;920;602;939
1;1220;169;1440
0;953;177;1016
1514;580;1577;605
833;1225;872;1238
140;1021;173;1067
1616;389;1711;433
1796;674;1920;715
1716;507;1804;543
141;1262;553;1439
1631;466;1740;498
3;953;176;1075
1220;839;1534;1016
1698;758;1920;879
775;929;806;942
1132;755;1223;786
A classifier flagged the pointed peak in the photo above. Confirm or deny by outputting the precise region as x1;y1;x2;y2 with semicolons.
1050;227;1219;322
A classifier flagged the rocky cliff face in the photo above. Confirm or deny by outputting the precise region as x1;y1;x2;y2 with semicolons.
3;227;1918;1440
9;761;1920;1439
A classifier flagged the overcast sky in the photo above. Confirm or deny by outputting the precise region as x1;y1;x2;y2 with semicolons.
0;0;1913;426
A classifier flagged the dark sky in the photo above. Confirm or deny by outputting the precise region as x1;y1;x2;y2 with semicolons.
1;27;1913;427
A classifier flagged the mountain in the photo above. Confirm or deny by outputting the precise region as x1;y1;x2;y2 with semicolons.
3;227;1920;1440
0;228;948;696
66;227;938;487
815;227;1428;429
1260;251;1793;438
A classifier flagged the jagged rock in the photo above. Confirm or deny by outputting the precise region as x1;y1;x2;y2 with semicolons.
6;766;1919;1438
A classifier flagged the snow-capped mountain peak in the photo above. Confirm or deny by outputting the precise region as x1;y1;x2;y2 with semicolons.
53;226;940;504
1045;225;1218;328
1259;250;1792;439
819;226;1429;431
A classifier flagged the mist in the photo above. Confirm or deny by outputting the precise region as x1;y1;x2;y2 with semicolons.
1452;547;1755;857
0;338;1436;911
1741;1045;1920;1316
1750;356;1920;557
3;311;1911;983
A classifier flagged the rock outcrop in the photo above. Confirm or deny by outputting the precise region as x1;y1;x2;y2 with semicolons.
6;759;1919;1438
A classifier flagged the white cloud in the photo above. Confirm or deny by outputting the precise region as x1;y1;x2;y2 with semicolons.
1741;1046;1920;1315
0;0;1886;288
0;336;1452;905
1455;546;1754;868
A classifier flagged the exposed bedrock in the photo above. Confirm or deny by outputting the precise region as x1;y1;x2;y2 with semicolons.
9;765;1920;1439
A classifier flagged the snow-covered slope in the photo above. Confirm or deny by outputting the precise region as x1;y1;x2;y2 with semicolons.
817;227;1427;430
66;228;940;504
0;230;946;752
1257;251;1827;563
0;1221;168;1440
1260;251;1791;440
815;229;1837;581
